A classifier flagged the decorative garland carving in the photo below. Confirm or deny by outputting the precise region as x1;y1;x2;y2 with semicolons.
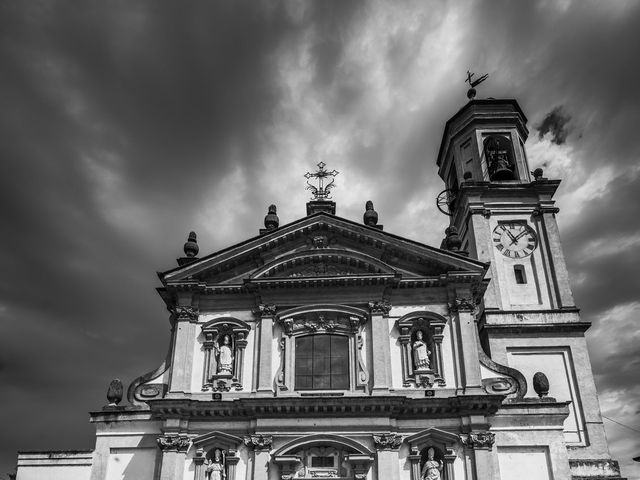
460;432;495;450
243;434;273;451
253;304;277;317
373;433;403;451
278;313;365;337
368;300;392;316
157;434;191;452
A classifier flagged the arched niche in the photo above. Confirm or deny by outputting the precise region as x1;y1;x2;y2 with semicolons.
201;318;251;392
273;434;374;480
192;431;243;480
396;312;448;388
405;428;459;480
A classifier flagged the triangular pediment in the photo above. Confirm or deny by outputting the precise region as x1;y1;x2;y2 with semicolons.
160;213;487;287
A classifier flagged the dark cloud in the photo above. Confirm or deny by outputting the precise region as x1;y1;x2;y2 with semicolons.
2;1;640;478
536;106;572;145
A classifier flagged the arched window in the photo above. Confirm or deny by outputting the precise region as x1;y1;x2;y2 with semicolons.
295;335;349;390
274;305;369;393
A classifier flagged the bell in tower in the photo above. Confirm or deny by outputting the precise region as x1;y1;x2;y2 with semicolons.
484;134;516;181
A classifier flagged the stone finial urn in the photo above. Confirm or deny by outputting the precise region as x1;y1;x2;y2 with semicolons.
533;371;550;398
363;201;378;227
264;204;279;230
183;231;199;257
107;378;123;406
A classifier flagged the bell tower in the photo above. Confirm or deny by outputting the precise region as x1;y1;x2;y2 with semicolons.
436;98;575;312
436;97;623;474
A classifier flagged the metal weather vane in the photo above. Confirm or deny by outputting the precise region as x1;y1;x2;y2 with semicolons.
304;162;339;200
466;70;489;100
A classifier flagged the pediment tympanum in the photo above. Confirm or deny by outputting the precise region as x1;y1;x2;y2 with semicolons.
159;213;488;288
250;249;396;279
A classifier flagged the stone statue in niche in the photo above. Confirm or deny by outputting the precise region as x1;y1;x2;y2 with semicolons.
412;330;431;371
215;335;234;375
421;447;443;480
205;448;226;480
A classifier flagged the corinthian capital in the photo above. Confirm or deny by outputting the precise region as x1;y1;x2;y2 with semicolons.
173;306;199;322
368;300;392;316
157;434;191;452
460;432;495;450
448;297;475;313
253;304;277;317
243;434;273;451
373;433;403;451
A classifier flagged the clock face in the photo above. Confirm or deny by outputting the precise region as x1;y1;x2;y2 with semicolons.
492;223;537;258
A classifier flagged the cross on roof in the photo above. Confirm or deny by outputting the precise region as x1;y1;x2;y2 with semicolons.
304;162;339;200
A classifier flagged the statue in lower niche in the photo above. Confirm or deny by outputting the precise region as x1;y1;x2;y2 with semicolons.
205;448;226;480
421;447;443;480
215;335;234;375
412;330;431;370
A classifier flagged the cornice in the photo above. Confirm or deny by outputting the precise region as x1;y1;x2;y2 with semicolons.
147;395;505;419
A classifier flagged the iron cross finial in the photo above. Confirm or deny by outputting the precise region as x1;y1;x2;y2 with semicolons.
304;162;339;200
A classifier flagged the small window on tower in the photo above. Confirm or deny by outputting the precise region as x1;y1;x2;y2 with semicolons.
514;264;527;284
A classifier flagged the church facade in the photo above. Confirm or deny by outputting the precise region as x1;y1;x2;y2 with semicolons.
16;99;625;480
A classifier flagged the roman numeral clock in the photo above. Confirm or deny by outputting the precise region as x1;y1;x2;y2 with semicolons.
492;223;537;259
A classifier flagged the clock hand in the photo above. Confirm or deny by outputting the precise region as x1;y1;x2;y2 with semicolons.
513;230;528;242
505;230;518;244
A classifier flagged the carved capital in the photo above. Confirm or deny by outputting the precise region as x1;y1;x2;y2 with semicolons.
243;434;273;451
448;297;475;313
373;433;403;451
157;434;190;452
253;304;277;317
368;300;391;316
460;432;495;450
173;306;199;322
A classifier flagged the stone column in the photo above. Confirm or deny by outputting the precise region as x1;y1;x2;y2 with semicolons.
444;448;457;480
373;434;402;480
244;435;273;480
407;447;422;480
226;449;240;480
169;304;199;393
449;297;482;393
202;334;216;390
157;434;190;480
369;300;392;392
432;325;445;383
255;305;276;394
398;332;412;387
234;333;248;387
461;432;495;480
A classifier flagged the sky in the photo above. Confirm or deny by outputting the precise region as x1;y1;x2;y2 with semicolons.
1;0;639;478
